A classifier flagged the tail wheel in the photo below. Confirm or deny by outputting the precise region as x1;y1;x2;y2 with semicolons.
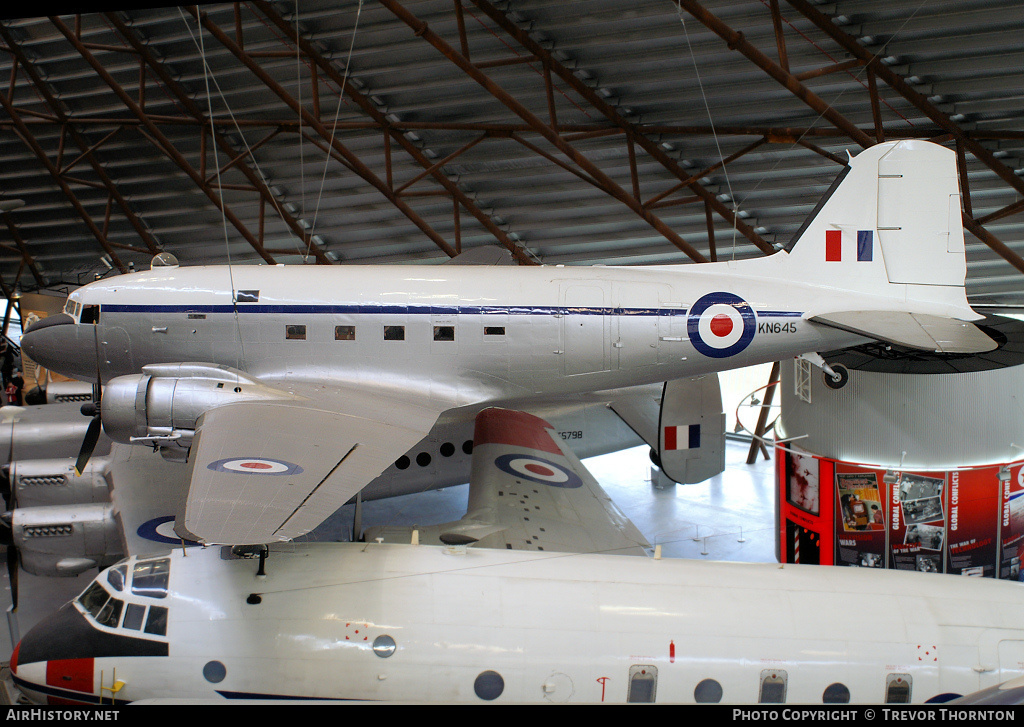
823;363;850;390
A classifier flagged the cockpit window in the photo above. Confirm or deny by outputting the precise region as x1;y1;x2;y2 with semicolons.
144;606;168;636
107;564;127;592
96;598;124;628
78;581;110;619
132;558;170;599
80;305;100;325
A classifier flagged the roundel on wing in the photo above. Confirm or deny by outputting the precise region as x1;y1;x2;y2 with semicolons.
493;453;583;488
687;292;756;358
207;457;304;475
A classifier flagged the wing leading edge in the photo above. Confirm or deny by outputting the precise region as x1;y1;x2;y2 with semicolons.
367;407;650;556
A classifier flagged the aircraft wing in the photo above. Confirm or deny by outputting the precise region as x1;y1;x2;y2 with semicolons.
176;384;443;544
367;407;650;556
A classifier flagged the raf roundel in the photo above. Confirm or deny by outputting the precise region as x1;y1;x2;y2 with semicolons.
686;292;756;359
493;453;583;488
207;457;304;476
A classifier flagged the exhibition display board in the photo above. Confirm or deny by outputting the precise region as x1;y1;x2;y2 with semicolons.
777;446;1022;579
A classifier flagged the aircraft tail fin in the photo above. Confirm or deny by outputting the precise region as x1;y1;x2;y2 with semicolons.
780;139;991;352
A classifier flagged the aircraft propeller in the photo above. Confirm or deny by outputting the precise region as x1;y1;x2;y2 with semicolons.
74;325;104;476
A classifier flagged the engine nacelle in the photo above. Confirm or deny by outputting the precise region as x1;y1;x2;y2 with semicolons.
12;503;123;577
10;456;111;508
101;363;297;452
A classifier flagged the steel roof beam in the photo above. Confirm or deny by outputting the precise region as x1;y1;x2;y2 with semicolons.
104;13;333;265
250;0;535;265
185;5;460;261
50;14;284;266
1;26;162;259
465;0;774;258
383;0;708;263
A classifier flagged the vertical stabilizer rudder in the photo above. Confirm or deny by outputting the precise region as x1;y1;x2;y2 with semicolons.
781;139;994;354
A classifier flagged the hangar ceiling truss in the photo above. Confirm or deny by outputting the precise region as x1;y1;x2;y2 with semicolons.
0;0;1021;304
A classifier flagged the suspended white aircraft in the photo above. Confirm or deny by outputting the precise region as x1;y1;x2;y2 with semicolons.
9;406;1024;705
19;139;994;546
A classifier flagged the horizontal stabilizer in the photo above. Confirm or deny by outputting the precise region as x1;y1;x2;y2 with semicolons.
811;311;996;353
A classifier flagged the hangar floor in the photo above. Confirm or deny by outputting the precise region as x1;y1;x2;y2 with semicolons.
0;437;777;686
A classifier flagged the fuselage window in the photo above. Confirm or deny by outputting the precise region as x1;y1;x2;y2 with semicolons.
433;325;455;342
759;669;787;703
123;603;146;631
627;665;657;703
823;682;851;703
694;678;723;703
144;605;168;636
484;326;505;336
80;305;99;324
886;674;912;703
132;558;170;599
286;324;306;341
335;325;355;340
384;325;405;341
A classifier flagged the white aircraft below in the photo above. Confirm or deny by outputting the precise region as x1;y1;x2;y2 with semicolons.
9;406;1024;705
19;139;994;546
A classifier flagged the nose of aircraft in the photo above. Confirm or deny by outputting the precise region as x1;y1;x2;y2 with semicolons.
20;314;100;382
9;602;100;704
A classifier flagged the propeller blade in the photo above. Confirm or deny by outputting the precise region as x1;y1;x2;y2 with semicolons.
7;540;18;612
0;464;10;511
75;415;102;477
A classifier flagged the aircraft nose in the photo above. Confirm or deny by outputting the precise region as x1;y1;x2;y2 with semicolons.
11;602;99;704
20;314;99;382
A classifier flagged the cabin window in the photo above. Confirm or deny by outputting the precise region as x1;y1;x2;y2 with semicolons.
759;669;787;703
384;325;405;341
433;325;455;342
463;440;474;455
373;635;397;658
440;442;455;457
694;678;723;703
484;326;505;336
416;452;431;467
286;324;306;341
627;665;657;703
335;325;355;341
823;682;851;703
122;603;146;631
132;557;170;599
395;455;410;470
80;305;100;324
144;606;168;636
886;674;912;703
474;670;504;701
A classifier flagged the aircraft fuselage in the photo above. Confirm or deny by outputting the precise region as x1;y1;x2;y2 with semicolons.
12;543;1024;704
34;261;867;410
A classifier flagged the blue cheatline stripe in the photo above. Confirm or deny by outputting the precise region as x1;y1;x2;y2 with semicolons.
11;674;131;706
102;303;805;319
217;690;362;701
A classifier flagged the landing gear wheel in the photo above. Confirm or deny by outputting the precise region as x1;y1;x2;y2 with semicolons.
823;363;849;390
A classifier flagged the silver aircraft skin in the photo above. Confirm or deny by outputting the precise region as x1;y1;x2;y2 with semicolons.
10;407;1024;705
18;140;993;545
